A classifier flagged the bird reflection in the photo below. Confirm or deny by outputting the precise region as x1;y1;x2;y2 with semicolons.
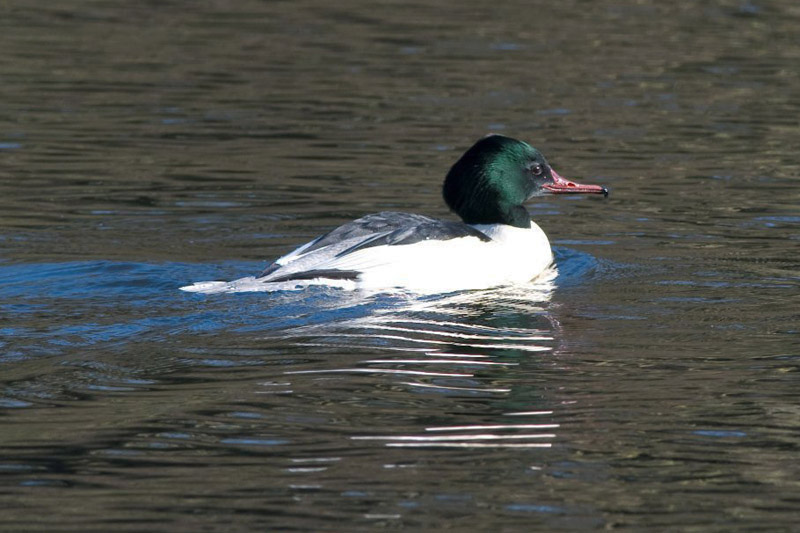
273;269;562;450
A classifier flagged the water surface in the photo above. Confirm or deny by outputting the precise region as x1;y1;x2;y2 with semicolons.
2;1;799;531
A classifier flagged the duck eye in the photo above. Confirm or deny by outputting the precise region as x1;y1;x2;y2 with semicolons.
531;164;543;176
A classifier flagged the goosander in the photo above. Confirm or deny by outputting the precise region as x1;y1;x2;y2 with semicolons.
181;134;607;294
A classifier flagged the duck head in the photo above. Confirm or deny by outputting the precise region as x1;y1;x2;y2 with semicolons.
443;134;607;228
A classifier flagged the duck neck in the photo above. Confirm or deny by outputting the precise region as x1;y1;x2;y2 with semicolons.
461;204;530;228
500;205;533;229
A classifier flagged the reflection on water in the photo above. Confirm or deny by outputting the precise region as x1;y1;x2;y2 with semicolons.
278;282;560;449
2;0;800;530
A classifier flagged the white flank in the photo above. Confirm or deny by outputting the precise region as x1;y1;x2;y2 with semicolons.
180;220;554;294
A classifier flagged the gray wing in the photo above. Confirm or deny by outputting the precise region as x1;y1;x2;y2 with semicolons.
258;211;489;282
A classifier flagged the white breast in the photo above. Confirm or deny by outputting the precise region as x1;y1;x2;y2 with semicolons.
468;221;554;283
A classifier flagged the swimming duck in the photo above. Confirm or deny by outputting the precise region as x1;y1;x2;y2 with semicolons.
182;134;607;294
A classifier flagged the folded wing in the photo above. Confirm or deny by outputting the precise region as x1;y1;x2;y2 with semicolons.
258;211;489;283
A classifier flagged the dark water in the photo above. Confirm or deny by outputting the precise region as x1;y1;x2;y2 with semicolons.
2;1;799;530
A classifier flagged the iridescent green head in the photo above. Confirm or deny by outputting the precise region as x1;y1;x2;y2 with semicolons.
442;135;607;228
